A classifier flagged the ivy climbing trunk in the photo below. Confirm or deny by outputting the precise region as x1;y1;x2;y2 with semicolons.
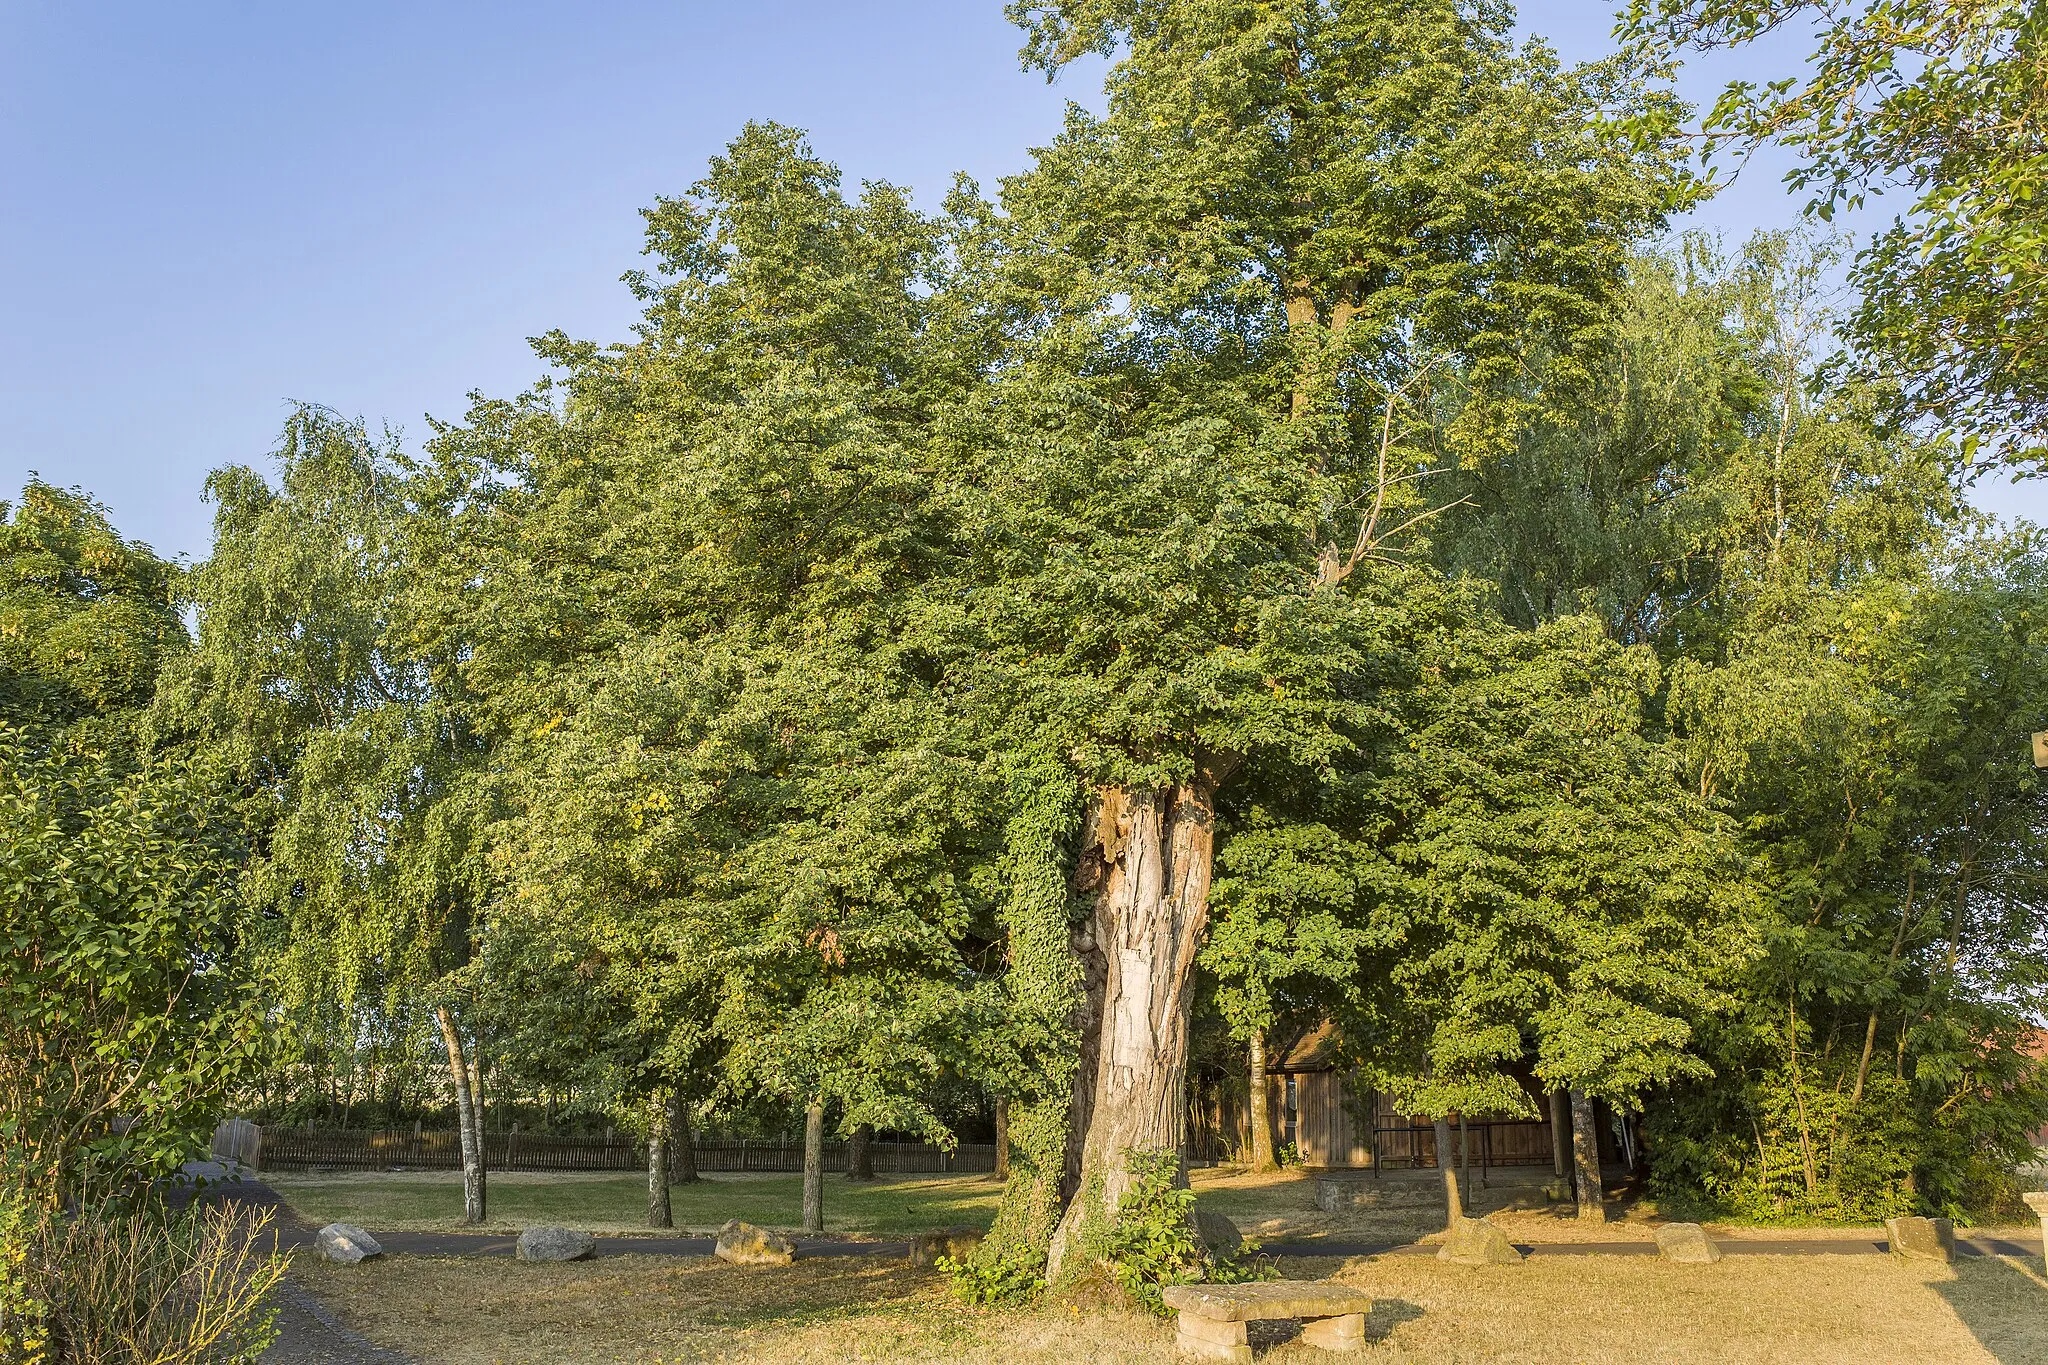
1247;1032;1277;1172
802;1098;826;1234
646;1094;672;1229
434;1005;486;1226
1047;780;1219;1280
992;1098;1010;1181
1569;1089;1606;1223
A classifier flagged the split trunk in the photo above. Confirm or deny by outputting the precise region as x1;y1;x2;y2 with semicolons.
1047;779;1219;1280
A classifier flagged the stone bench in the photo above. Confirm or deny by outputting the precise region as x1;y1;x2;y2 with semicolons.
1161;1281;1374;1362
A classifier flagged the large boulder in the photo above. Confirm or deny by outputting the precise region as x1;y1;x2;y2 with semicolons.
316;1223;383;1265
715;1219;795;1266
908;1225;983;1268
1436;1216;1523;1266
516;1226;596;1263
1195;1209;1244;1258
1886;1216;1955;1263
1654;1222;1723;1264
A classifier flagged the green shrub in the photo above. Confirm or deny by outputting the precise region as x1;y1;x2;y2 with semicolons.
938;1246;1047;1306
1103;1150;1271;1316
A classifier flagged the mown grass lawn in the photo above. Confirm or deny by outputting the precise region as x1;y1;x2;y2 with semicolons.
291;1247;2048;1364
266;1170;1004;1237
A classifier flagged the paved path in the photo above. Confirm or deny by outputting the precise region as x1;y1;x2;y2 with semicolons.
1268;1234;2044;1260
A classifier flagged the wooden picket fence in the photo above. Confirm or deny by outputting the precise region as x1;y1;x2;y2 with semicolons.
257;1127;997;1175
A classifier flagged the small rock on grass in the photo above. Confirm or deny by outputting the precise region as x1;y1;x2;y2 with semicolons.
909;1226;983;1267
1885;1216;1955;1263
1436;1216;1523;1266
1654;1222;1723;1264
716;1219;795;1266
316;1223;383;1265
516;1226;596;1263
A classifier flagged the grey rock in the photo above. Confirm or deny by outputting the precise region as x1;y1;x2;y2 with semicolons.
908;1225;983;1268
1195;1208;1244;1257
515;1225;596;1263
1313;1176;1376;1212
1653;1222;1723;1264
715;1219;795;1266
1885;1215;1955;1263
316;1223;383;1265
1436;1216;1523;1266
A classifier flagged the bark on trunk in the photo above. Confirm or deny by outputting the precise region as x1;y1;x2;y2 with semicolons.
646;1094;672;1229
1569;1089;1605;1223
992;1098;1010;1181
1247;1032;1277;1172
1047;779;1220;1280
1432;1118;1463;1226
669;1096;699;1184
433;1005;486;1226
847;1123;875;1181
1549;1089;1570;1182
802;1098;826;1234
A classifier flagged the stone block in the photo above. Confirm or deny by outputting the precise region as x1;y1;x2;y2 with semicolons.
316;1223;382;1265
1175;1310;1251;1364
1436;1216;1523;1266
1885;1216;1954;1263
1653;1222;1723;1264
515;1226;596;1263
1162;1280;1374;1321
908;1225;983;1267
1299;1311;1366;1351
715;1219;795;1266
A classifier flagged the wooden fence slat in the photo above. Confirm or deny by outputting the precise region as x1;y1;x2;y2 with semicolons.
256;1128;997;1175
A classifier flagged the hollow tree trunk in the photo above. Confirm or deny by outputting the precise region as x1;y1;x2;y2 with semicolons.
1046;779;1220;1280
669;1095;699;1184
433;1005;486;1226
1433;1118;1463;1226
1248;1032;1277;1172
647;1093;672;1229
993;1098;1010;1181
1549;1088;1570;1183
847;1123;875;1181
1569;1089;1605;1223
802;1097;826;1235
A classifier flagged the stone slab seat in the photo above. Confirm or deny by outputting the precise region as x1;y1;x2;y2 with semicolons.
1161;1281;1374;1363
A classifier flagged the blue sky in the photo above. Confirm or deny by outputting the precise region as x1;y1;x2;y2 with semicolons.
4;2;2036;561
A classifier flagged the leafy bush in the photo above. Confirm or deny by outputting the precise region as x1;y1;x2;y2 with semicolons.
938;1246;1046;1306
1103;1150;1271;1316
2;1198;284;1365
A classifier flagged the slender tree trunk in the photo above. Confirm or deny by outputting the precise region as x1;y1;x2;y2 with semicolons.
1432;1118;1463;1226
468;1046;489;1216
993;1098;1010;1181
1549;1089;1570;1182
1458;1113;1471;1192
1569;1089;1605;1223
847;1123;875;1181
1786;994;1821;1198
1247;1032;1277;1172
1047;779;1221;1280
647;1093;672;1229
433;1005;485;1226
1853;867;1918;1107
802;1097;826;1235
669;1096;699;1184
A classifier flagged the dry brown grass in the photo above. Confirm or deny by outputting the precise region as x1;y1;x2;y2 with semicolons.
292;1246;2048;1364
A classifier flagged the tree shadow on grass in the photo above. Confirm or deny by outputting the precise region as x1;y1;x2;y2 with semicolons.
1930;1253;2048;1365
